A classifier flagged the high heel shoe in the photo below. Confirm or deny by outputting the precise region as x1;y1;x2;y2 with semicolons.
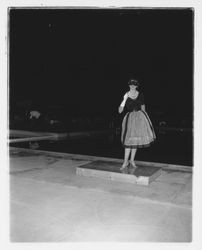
130;160;137;169
120;161;129;171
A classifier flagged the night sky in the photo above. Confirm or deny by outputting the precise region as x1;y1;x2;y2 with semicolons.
9;8;193;119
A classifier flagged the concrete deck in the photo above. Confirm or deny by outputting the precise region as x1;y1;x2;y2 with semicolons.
9;147;192;242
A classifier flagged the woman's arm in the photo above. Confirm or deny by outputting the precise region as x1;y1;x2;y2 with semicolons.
118;106;124;113
141;104;146;112
140;93;145;112
118;93;128;113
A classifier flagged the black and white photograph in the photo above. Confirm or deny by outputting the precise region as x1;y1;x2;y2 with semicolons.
1;0;202;246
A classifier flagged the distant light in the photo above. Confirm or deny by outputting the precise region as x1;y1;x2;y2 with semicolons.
48;23;52;28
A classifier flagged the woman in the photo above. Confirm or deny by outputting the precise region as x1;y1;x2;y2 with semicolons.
118;79;156;170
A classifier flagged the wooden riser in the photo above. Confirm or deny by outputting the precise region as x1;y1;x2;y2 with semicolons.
76;161;162;186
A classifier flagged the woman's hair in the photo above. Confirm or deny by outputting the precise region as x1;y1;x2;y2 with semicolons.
128;79;140;87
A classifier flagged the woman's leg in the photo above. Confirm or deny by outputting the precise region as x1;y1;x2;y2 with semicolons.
120;148;131;170
130;148;137;168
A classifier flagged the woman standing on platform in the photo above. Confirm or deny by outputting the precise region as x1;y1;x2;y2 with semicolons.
118;79;156;170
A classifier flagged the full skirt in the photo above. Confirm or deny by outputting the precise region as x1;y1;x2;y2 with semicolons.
121;110;156;148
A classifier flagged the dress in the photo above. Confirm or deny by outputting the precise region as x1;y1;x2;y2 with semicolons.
121;92;156;148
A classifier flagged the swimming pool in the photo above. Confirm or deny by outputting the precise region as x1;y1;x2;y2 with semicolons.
9;129;193;167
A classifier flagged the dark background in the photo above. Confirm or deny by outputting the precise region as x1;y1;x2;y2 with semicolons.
9;8;194;166
9;8;193;121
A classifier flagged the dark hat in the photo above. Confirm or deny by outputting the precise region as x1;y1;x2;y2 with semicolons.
128;79;140;86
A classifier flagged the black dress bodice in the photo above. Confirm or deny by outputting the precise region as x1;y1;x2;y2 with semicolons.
125;93;144;112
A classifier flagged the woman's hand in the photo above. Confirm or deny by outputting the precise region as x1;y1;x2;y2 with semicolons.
141;105;146;112
118;106;124;113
